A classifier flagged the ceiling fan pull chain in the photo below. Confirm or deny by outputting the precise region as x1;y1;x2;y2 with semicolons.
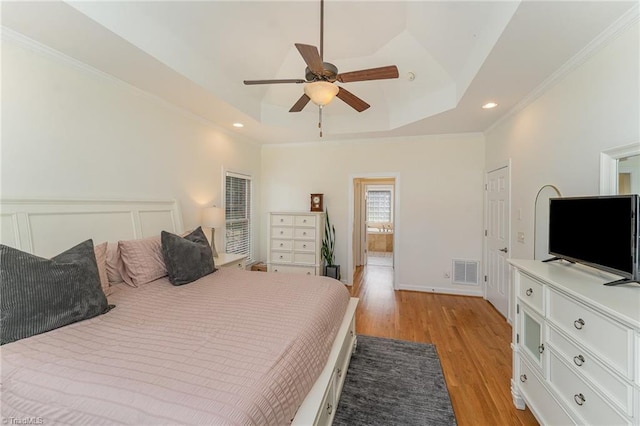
319;105;323;137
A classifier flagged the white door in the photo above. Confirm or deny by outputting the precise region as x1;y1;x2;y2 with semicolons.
486;165;510;319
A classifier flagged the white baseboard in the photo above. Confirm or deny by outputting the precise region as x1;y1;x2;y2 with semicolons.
397;283;483;297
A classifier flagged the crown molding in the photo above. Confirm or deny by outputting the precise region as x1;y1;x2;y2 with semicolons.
485;3;639;135
1;26;262;147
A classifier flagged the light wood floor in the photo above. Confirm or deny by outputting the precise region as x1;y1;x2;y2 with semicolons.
349;264;539;426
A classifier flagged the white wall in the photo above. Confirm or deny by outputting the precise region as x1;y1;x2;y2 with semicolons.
261;134;486;295
485;22;639;261
1;38;262;254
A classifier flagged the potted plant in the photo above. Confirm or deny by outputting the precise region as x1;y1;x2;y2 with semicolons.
322;209;340;280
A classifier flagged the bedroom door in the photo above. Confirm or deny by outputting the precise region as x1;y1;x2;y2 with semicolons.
485;165;510;320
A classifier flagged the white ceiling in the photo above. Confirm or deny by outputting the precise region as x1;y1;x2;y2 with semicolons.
2;1;637;144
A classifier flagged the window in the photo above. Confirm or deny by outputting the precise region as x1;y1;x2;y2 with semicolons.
225;172;252;261
367;188;392;223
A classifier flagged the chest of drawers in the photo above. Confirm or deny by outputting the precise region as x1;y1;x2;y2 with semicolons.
509;259;640;425
267;212;324;275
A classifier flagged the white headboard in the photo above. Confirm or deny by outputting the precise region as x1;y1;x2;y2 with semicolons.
0;199;184;257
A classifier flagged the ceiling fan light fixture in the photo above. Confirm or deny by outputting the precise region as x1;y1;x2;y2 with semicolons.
304;81;339;106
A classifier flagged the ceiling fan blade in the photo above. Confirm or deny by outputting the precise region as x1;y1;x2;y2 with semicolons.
244;79;306;85
336;65;399;83
289;94;311;112
336;87;370;112
295;43;324;75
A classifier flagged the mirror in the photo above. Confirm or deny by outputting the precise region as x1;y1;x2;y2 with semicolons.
617;155;640;194
600;143;640;195
534;185;561;260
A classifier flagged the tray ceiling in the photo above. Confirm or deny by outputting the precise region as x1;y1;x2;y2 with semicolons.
2;1;637;144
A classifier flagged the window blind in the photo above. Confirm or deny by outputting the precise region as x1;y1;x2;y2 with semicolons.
225;172;252;261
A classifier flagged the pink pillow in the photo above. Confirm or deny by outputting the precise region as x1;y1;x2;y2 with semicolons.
94;242;111;296
118;235;167;286
106;243;133;287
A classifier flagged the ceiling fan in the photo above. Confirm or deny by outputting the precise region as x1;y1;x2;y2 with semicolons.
243;0;399;136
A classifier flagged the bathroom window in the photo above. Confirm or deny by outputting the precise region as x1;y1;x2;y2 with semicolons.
367;188;392;223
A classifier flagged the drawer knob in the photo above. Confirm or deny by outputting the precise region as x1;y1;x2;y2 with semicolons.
306;272;311;275
574;393;586;406
279;243;283;247
574;318;585;330
573;355;585;367
280;218;284;222
337;368;342;378
303;219;307;223
520;374;527;383
279;255;283;259
280;231;284;234
525;288;533;296
538;344;545;354
303;232;307;235
303;244;307;248
274;269;279;272
327;403;333;415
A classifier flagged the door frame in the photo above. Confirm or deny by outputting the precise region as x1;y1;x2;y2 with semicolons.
483;160;512;323
347;172;400;288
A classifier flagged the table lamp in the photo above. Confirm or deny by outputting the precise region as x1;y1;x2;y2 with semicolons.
201;206;225;258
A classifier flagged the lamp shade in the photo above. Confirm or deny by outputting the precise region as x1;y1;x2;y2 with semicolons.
201;206;225;228
304;81;339;106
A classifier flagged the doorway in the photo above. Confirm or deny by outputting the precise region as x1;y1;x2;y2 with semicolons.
364;183;394;266
485;164;511;321
350;176;397;287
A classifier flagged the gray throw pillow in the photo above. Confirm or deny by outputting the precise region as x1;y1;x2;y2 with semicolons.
161;227;216;286
0;239;111;345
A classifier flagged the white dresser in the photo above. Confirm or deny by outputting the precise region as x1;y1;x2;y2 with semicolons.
267;212;324;275
509;259;640;425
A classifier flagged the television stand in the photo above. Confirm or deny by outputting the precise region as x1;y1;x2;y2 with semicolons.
604;277;639;286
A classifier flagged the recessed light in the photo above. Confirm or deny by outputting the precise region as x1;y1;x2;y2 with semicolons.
482;102;498;109
233;122;244;128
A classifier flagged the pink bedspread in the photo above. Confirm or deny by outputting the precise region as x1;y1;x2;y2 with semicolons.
1;268;350;425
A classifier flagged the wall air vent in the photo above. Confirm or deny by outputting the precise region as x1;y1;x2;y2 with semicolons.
452;259;479;285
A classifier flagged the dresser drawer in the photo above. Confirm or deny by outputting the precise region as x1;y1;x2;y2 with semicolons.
227;259;246;270
294;228;316;239
548;327;633;416
271;252;292;263
271;239;293;250
548;289;632;378
272;227;294;239
293;253;316;265
271;215;294;226
268;264;316;275
294;215;316;227
636;333;640;384
294;240;315;252
518;272;544;313
549;350;629;425
518;358;574;426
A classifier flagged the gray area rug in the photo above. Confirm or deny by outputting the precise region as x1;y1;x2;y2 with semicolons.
334;335;457;426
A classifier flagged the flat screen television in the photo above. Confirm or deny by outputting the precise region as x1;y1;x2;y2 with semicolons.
547;194;639;286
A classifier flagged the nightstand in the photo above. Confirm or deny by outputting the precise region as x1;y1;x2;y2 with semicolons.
214;253;247;270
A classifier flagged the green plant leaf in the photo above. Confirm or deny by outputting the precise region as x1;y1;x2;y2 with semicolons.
322;208;335;266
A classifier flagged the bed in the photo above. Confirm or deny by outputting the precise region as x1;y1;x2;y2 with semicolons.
0;199;358;425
